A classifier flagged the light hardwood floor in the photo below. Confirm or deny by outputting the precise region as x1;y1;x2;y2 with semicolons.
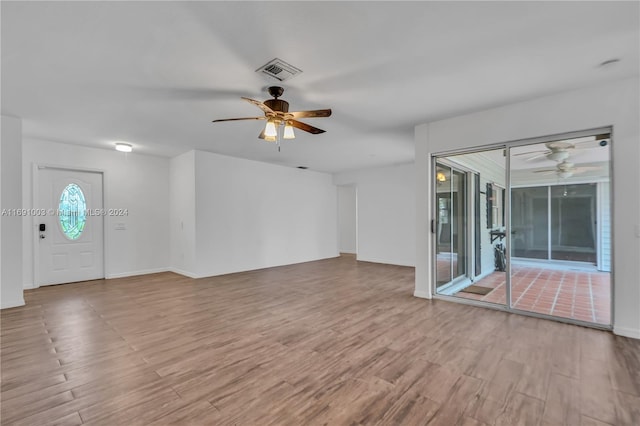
1;255;639;425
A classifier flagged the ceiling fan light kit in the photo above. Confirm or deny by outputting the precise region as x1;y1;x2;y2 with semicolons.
283;122;295;140
264;119;278;138
212;86;331;149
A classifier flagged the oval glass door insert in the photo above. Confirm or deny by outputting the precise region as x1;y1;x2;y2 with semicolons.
59;183;87;240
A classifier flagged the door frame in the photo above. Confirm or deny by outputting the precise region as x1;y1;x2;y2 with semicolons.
337;183;358;256
32;164;107;288
430;126;614;330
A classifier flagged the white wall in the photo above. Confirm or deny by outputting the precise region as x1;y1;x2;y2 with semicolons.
1;116;25;308
415;77;640;339
1;120;2;304
169;150;338;277
335;163;415;267
169;151;197;277
337;185;357;254
22;139;171;285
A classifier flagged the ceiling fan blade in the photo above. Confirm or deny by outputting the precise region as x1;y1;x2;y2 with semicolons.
289;109;332;119
533;169;556;174
574;166;603;172
526;152;552;162
289;120;326;134
241;97;275;115
212;117;265;123
513;150;548;157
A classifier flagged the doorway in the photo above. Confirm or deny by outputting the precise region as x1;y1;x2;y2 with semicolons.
337;184;357;255
432;130;612;327
36;167;104;286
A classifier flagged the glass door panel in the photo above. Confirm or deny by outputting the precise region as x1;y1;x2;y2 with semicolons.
434;164;468;288
509;135;611;325
435;164;453;287
434;149;506;307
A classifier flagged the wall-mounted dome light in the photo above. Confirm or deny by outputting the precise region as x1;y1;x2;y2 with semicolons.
115;142;133;153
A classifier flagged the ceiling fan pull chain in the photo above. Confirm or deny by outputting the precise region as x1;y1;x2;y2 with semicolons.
277;129;281;152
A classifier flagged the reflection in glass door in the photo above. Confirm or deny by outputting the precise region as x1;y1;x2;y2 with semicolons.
435;164;467;289
434;149;507;306
510;134;611;326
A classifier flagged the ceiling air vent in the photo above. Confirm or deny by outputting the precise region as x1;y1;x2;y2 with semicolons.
256;58;302;82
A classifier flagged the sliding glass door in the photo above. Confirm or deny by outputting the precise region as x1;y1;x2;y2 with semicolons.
433;130;612;327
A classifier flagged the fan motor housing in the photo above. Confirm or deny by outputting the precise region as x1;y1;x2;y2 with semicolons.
547;151;569;162
264;99;289;113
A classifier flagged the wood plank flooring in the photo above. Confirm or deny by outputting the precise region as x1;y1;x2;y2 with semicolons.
1;255;639;425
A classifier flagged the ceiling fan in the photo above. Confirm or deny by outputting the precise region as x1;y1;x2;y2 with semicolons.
212;86;331;142
513;134;609;162
533;160;602;179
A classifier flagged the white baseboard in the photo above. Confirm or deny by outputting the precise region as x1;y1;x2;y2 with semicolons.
1;296;25;310
194;254;340;279
614;326;640;340
356;256;416;268
169;268;201;279
106;267;170;279
413;290;432;299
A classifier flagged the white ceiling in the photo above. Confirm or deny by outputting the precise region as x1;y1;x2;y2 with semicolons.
2;1;638;173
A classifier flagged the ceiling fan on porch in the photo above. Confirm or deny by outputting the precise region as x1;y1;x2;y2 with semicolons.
513;134;609;162
533;160;602;179
211;86;332;142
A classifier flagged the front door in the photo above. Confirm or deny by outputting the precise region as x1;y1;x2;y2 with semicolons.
37;167;104;286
